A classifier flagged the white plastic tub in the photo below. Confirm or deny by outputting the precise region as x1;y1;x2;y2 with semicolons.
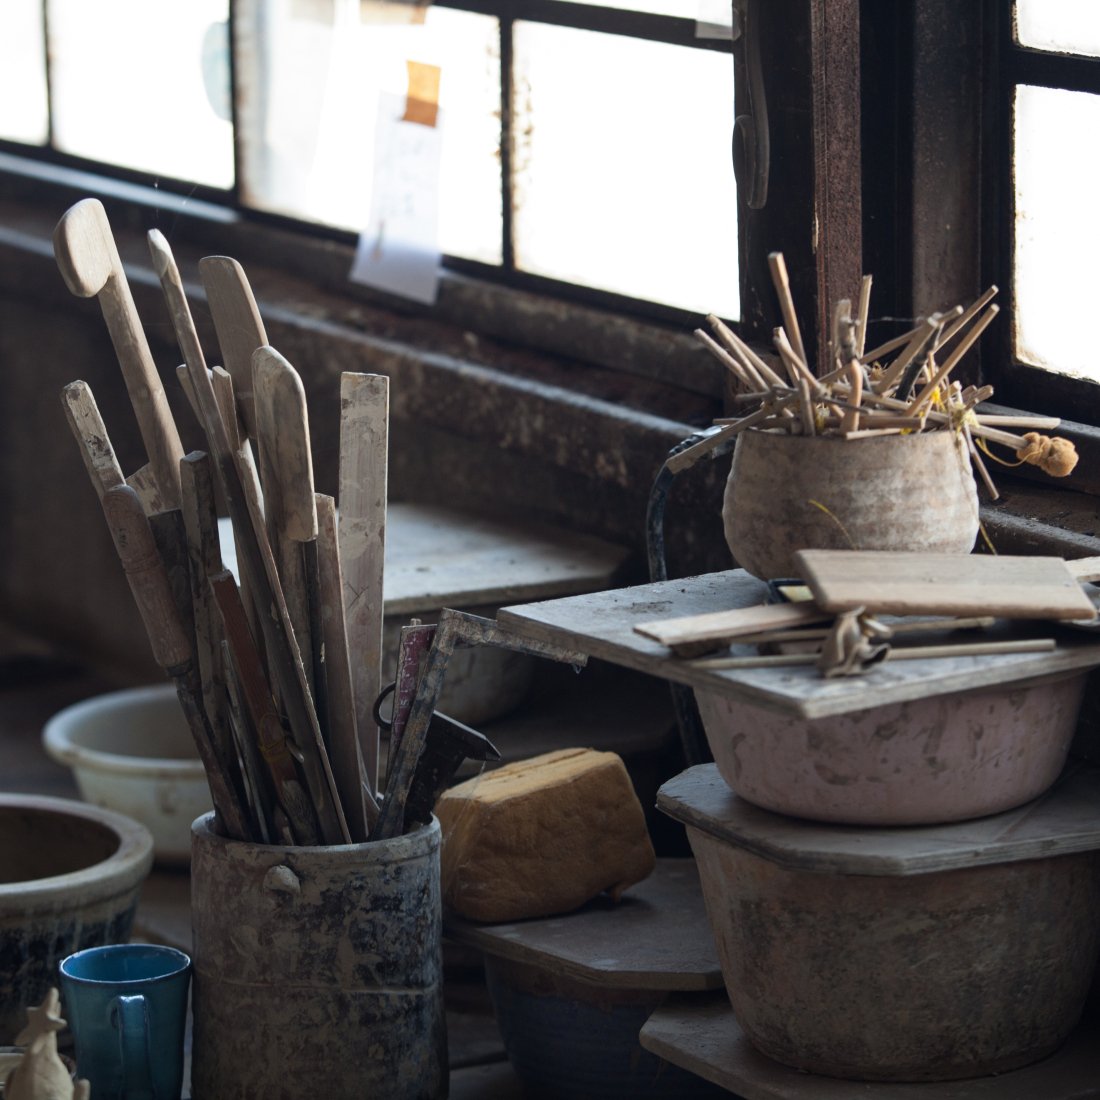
42;684;211;865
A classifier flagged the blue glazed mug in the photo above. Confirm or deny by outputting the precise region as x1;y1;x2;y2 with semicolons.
59;943;191;1100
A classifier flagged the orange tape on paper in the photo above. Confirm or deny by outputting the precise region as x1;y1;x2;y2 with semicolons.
402;60;441;128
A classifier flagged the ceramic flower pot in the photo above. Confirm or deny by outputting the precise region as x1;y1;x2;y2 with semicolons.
723;429;980;580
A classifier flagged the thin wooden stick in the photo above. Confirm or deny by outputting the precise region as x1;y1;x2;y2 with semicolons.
316;492;373;840
339;372;389;799
707;314;788;389
906;305;1000;415
871;316;940;394
696;328;763;392
855;274;873;357
767;252;809;369
692;636;1055;670
936;285;998;349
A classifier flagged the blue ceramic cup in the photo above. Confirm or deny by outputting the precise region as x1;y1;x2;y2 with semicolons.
59;943;191;1100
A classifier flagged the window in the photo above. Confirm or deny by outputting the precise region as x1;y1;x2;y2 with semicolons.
0;0;738;323
987;0;1100;418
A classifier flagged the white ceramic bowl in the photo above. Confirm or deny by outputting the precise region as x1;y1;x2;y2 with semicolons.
42;684;212;865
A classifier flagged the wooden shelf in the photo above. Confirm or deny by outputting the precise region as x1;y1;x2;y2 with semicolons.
640;994;1100;1100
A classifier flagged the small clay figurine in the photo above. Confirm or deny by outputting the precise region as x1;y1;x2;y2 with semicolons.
3;988;90;1100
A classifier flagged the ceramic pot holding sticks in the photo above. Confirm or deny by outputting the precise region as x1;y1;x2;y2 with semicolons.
722;428;980;580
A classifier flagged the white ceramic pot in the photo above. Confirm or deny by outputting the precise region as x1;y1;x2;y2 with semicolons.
42;684;212;865
694;670;1086;825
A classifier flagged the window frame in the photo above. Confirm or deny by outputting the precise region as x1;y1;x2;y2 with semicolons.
979;0;1100;422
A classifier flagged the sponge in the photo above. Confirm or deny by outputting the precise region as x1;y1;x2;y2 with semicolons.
436;748;656;922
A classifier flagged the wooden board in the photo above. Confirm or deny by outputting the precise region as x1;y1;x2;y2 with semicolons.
795;550;1098;620
496;571;1100;720
445;859;723;992
634;602;830;655
640;994;1100;1100
657;762;1100;877
219;502;628;615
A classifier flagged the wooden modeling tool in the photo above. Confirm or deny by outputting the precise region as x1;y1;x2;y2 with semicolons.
339;372;389;797
199;255;266;440
253;346;321;698
210;570;320;845
316;493;372;839
147;228;350;845
101;484;252;840
53;199;185;509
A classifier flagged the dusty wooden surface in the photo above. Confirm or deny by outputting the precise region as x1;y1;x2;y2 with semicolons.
498;570;1100;719
658;763;1100;876
640;993;1100;1099
445;858;722;992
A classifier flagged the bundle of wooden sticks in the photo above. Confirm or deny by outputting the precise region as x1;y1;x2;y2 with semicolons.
694;253;1078;497
54;198;405;848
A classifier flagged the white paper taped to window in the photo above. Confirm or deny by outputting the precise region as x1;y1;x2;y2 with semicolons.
697;0;734;40
349;85;443;305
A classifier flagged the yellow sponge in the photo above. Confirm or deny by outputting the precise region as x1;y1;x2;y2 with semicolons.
437;748;656;922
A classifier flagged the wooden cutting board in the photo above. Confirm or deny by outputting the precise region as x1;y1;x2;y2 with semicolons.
795;549;1098;620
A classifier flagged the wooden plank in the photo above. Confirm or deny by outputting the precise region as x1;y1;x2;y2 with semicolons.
634;603;830;656
444;860;723;992
795;550;1098;620
640;994;1100;1100
657;763;1100;877
495;571;1100;720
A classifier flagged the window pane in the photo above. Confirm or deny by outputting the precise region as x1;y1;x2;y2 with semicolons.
46;0;233;188
513;23;738;318
1014;84;1100;381
236;0;502;265
1015;0;1100;58
0;0;48;144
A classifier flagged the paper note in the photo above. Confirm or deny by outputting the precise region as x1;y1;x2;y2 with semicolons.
360;0;429;25
697;0;735;40
349;80;443;305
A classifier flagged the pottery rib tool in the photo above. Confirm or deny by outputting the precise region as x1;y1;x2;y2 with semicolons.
53;199;185;509
339;372;389;798
316;493;373;839
101;483;252;841
147;227;350;845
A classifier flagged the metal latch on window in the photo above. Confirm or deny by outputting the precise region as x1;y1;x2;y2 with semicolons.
731;0;769;209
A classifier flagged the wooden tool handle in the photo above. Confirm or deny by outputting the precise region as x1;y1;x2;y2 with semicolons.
54;199;184;509
60;380;124;499
102;484;192;673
